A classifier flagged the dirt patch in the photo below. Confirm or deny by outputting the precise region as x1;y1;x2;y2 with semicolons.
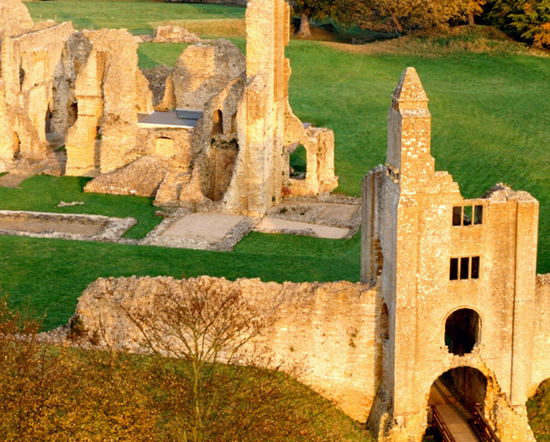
0;216;106;237
255;217;350;239
0;173;34;188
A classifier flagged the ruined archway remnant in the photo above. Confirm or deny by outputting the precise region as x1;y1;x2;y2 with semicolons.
445;308;481;356
427;367;488;441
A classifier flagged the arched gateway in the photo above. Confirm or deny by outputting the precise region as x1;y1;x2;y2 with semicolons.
361;68;538;442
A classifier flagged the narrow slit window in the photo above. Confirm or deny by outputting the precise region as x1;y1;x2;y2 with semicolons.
450;258;459;280
474;205;483;225
463;206;472;226
452;207;462;226
460;257;470;279
471;256;480;279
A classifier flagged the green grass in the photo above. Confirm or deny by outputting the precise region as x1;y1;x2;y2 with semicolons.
0;232;360;330
26;1;245;34
0;175;161;239
529;379;550;440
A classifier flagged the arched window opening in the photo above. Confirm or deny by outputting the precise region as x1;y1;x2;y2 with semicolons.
445;309;481;356
289;144;306;180
212;110;223;135
45;107;53;135
380;303;389;340
426;367;488;440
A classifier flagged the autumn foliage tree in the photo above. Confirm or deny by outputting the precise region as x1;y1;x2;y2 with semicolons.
490;0;550;47
290;0;337;37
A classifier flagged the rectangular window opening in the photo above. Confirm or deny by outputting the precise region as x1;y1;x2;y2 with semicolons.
463;206;472;226
460;257;470;279
450;258;459;280
474;205;483;225
471;256;480;279
452;207;462;226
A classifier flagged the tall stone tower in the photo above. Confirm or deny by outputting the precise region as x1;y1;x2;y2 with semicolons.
223;0;289;217
362;68;538;441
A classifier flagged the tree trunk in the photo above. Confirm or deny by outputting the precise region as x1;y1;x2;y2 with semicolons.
297;13;311;38
468;11;475;26
390;11;405;34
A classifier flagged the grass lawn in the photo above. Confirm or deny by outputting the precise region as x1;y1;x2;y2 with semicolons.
25;1;245;35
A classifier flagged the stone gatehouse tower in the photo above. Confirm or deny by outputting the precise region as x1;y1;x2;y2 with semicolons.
361;67;538;441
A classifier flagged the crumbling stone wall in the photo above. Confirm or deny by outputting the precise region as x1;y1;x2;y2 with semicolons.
66;29;152;176
173;39;245;111
0;20;76;167
73;275;378;421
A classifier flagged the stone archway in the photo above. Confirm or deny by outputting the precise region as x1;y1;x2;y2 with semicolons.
426;367;487;441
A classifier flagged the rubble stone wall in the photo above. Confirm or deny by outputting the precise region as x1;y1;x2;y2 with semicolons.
74;275;378;422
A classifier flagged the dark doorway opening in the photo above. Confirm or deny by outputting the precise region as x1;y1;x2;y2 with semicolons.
445;309;480;356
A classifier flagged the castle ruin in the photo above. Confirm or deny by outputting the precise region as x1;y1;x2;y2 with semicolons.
73;68;550;441
0;0;337;217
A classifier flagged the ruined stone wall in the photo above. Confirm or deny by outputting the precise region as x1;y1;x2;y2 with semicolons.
531;274;550;395
0;21;75;163
74;275;378;422
173;39;245;112
222;0;290;216
66;29;150;176
0;0;34;41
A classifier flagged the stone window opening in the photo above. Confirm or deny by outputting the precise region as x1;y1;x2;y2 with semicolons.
289;144;307;180
380;303;389;340
45;107;54;135
19;66;25;91
450;256;480;281
452;205;483;226
95;126;102;141
231;113;237;133
444;309;481;356
67;101;78;129
213;109;223;135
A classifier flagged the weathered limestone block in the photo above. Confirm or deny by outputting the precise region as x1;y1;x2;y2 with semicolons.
73;275;377;422
173;39;245;111
0;0;34;40
84;155;169;197
153;25;201;44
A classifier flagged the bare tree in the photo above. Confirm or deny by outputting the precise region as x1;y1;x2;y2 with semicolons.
123;278;333;442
